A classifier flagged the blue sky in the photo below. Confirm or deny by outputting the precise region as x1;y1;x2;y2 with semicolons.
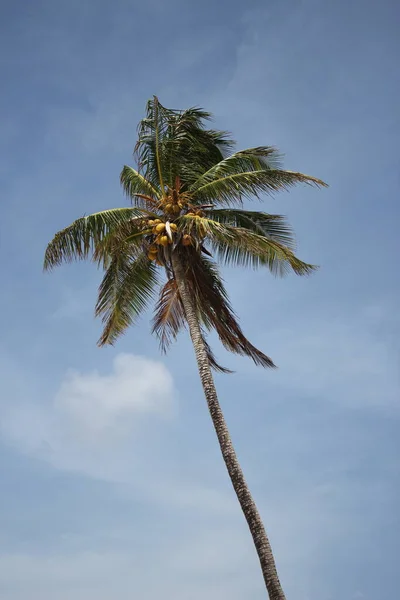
0;0;399;598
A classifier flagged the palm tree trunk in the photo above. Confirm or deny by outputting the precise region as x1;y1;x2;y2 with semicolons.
172;253;286;600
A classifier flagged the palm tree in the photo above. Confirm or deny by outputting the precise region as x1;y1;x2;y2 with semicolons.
44;97;327;599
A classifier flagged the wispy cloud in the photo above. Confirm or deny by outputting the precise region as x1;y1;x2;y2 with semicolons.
0;354;175;479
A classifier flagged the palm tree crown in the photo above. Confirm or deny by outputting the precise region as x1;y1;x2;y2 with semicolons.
44;96;327;370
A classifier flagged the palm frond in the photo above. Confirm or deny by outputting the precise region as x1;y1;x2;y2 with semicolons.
95;254;158;346
151;277;232;373
43;208;146;270
120;165;161;203
178;249;276;368
192;168;327;206
180;213;316;275
152;278;186;352
134;97;234;190
212;228;316;275
134;97;171;188
189;146;281;192
206;208;296;249
165;114;233;187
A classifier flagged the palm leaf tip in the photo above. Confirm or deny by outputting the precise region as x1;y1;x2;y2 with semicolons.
95;255;158;347
181;252;277;369
201;334;234;374
43;241;58;272
152;279;186;352
43;207;147;273
289;172;328;189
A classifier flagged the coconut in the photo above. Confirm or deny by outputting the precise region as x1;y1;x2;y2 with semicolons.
182;234;192;246
155;223;166;233
148;219;155;226
165;203;173;212
159;235;169;246
172;205;181;214
169;223;178;231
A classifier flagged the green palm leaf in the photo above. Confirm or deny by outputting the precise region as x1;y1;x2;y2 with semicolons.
134;97;234;191
192;168;327;206
43;208;146;270
189;146;282;191
120;165;161;202
212;234;315;275
180;213;316;275
96;253;158;346
206;208;296;249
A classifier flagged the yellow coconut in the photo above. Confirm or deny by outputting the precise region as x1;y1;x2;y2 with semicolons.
153;219;162;224
172;205;181;214
182;234;192;246
148;252;157;260
169;223;178;231
155;223;166;233
148;219;155;226
159;235;169;246
165;203;173;213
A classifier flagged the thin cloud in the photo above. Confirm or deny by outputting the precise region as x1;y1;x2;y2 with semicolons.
0;354;175;480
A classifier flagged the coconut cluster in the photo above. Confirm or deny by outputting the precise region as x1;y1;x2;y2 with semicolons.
159;189;191;217
145;194;205;263
146;218;187;263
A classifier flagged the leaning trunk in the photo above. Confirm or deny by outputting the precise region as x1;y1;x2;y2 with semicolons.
172;253;286;600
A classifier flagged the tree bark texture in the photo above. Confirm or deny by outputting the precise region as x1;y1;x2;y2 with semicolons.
172;253;286;600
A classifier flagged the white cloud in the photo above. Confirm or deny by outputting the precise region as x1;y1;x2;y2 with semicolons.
55;353;173;436
0;354;176;480
0;325;393;600
0;350;245;519
0;330;380;600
